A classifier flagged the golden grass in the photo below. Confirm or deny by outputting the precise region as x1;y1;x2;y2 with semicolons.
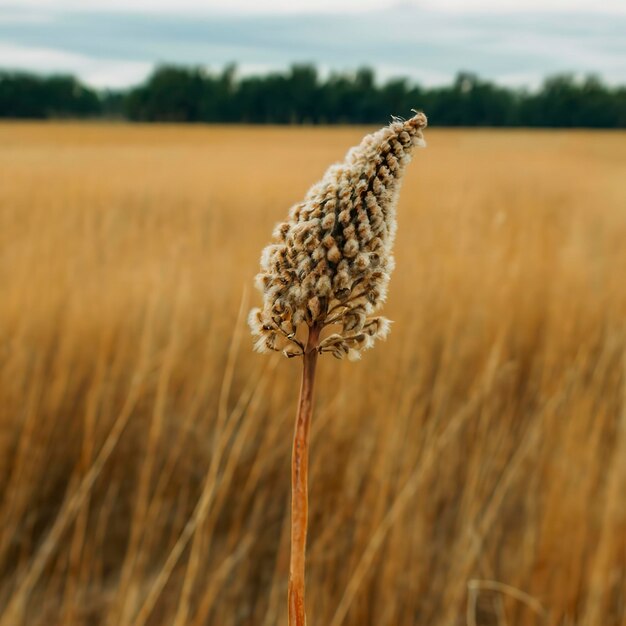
0;122;624;626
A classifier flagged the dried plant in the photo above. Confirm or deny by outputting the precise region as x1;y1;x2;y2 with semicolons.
249;111;427;626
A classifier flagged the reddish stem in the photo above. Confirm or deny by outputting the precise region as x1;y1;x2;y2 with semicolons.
288;323;320;626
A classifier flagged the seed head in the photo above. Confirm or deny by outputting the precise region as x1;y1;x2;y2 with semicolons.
249;111;427;359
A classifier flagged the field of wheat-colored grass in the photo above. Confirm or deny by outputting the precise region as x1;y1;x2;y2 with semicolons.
0;123;624;626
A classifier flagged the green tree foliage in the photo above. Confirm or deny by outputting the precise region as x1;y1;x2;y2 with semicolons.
0;65;624;127
421;72;518;126
0;72;100;118
521;74;626;127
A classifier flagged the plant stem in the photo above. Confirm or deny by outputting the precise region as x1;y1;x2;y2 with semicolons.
288;323;320;626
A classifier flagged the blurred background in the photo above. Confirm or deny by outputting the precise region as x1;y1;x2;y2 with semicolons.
1;0;626;124
0;2;625;625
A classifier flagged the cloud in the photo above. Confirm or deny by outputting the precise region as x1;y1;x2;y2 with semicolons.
7;0;626;13
407;0;626;13
0;7;624;88
3;0;395;14
0;43;152;88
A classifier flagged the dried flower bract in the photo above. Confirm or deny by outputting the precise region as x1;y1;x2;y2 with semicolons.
249;111;427;359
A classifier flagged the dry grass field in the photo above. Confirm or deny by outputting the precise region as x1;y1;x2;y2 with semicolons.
0;122;624;626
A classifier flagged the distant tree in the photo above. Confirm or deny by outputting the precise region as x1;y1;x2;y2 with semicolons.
216;64;237;122
100;90;126;119
125;66;209;122
1;65;624;127
380;78;413;120
0;72;100;118
423;72;518;126
521;73;624;127
44;75;101;117
286;65;319;123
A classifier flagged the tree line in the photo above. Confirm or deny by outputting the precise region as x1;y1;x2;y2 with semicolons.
1;65;624;127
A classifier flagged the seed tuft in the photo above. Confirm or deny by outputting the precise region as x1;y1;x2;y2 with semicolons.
250;111;427;358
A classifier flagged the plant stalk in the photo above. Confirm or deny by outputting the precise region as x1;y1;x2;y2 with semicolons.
288;323;320;626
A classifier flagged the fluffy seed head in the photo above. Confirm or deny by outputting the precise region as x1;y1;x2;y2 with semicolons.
250;111;427;359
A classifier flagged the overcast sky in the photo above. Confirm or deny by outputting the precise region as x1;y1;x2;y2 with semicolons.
1;1;625;88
